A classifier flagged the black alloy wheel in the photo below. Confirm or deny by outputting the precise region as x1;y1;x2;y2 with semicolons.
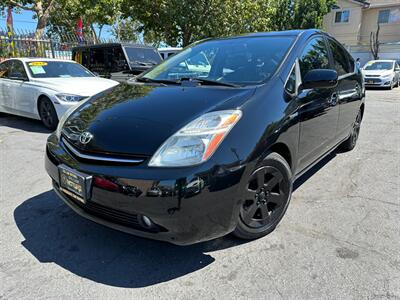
38;98;58;130
233;152;292;240
340;109;362;152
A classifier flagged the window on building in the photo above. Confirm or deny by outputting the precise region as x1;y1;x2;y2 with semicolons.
378;8;400;24
335;10;350;23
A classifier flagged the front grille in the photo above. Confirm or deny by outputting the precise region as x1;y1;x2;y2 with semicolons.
364;78;381;84
56;182;163;232
364;74;381;78
61;137;146;165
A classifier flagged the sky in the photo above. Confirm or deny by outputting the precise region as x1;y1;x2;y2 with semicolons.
1;9;113;39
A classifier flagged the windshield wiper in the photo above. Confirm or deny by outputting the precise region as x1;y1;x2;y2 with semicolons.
135;77;179;85
179;77;238;87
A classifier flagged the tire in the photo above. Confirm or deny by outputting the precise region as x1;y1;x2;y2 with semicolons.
38;97;58;130
340;109;362;152
233;152;292;240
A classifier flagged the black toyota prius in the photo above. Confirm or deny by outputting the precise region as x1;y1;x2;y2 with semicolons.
45;29;365;245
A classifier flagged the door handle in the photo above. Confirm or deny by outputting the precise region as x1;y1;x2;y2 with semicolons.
329;92;338;106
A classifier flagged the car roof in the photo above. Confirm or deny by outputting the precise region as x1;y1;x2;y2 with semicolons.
366;60;395;63
5;57;76;63
72;43;157;51
211;29;324;41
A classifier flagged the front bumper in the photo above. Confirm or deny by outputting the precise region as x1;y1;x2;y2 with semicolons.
45;133;246;245
364;77;393;87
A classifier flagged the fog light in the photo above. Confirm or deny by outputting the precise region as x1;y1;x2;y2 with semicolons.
142;215;153;228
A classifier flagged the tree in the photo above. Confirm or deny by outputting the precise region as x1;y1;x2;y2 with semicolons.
46;0;120;43
370;23;380;60
269;0;336;31
120;0;335;47
0;0;56;38
120;0;276;47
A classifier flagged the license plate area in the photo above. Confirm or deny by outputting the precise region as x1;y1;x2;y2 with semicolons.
59;165;92;203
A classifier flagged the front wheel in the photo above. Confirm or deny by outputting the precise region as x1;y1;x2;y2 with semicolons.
38;98;59;130
233;152;292;240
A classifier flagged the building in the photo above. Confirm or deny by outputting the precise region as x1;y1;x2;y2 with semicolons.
323;0;400;64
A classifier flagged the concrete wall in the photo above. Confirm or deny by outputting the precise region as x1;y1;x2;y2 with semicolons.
323;0;363;45
360;5;400;44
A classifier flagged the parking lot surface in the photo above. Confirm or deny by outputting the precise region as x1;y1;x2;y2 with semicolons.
1;88;399;299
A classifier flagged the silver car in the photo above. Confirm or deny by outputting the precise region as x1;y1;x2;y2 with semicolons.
362;60;400;89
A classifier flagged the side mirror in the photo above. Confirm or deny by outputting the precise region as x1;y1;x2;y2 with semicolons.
395;68;400;72
9;72;28;81
301;69;338;89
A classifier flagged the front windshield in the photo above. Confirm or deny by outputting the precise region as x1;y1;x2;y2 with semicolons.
27;61;94;78
364;61;394;71
142;36;295;86
124;47;162;65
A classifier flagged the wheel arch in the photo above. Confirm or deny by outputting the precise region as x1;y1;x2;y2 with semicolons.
267;142;292;170
360;103;365;120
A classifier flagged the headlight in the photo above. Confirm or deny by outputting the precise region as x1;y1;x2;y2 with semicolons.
56;93;86;102
55;99;90;139
149;110;242;167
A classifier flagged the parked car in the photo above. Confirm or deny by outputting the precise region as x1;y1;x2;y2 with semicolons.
0;58;119;129
158;47;182;60
72;43;162;82
362;60;400;89
46;29;365;245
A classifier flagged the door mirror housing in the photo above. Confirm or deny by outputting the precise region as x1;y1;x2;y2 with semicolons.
395;68;400;72
301;69;338;89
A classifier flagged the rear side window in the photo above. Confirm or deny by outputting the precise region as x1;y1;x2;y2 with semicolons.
0;61;11;78
328;39;351;76
299;37;330;80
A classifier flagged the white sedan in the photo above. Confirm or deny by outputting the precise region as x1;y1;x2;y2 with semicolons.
362;60;400;89
0;58;119;129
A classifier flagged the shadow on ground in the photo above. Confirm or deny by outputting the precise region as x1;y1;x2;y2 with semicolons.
0;112;51;134
14;190;247;288
14;145;339;288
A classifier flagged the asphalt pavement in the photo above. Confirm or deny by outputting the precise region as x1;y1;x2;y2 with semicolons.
0;88;399;299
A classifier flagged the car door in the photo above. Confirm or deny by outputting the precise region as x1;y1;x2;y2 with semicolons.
395;62;400;83
296;36;340;171
8;60;36;117
326;38;361;141
0;60;14;113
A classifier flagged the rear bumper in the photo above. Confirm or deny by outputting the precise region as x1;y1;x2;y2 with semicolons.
45;134;246;245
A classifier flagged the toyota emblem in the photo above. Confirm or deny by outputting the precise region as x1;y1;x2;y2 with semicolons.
79;132;93;144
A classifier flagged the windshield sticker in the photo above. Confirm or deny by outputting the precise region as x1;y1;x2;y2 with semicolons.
29;61;48;67
29;66;46;75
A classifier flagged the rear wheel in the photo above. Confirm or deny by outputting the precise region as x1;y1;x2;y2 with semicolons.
340;109;362;152
233;152;292;240
38;97;58;130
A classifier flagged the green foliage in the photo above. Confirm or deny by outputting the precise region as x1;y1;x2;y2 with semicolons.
120;0;335;47
270;0;336;30
46;0;120;41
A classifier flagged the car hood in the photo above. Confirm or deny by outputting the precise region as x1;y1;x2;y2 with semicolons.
30;77;119;96
62;83;256;156
362;69;393;77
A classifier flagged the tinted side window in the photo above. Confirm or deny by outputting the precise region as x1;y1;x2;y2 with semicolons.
0;61;11;78
11;60;28;78
299;37;330;80
328;39;351;76
285;65;296;94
